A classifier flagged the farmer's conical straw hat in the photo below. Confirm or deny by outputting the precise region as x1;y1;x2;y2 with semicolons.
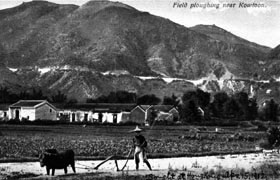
130;126;142;132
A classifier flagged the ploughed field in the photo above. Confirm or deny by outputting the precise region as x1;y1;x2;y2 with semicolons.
0;124;265;161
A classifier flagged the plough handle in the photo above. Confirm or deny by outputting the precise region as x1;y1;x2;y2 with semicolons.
93;155;115;170
121;148;133;171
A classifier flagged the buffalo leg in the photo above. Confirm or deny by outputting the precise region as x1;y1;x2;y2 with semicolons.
46;167;50;175
64;167;68;174
52;168;55;176
71;162;76;173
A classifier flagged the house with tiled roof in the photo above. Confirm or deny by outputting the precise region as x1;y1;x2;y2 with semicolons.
125;105;146;124
150;105;174;112
140;105;151;111
9;100;58;121
146;105;179;122
120;105;180;125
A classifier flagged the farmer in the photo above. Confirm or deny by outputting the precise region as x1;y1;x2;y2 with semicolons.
131;126;152;171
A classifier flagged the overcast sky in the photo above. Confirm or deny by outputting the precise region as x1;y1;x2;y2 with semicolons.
1;0;279;48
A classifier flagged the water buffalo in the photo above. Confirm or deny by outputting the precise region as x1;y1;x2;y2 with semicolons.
39;149;76;176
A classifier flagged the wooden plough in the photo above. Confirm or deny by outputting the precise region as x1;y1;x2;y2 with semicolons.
93;148;133;171
76;149;133;171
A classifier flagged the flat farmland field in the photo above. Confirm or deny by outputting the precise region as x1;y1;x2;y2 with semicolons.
0;124;266;162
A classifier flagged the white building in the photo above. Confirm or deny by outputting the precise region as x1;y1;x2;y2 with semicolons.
57;103;136;123
9;100;57;121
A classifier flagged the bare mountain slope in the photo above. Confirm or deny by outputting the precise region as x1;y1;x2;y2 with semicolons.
1;0;274;78
190;24;271;53
0;1;78;67
269;44;280;59
0;0;279;101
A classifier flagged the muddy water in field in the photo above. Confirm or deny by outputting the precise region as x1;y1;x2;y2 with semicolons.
0;152;280;176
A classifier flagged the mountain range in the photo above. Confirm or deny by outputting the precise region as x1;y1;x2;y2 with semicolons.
0;0;279;102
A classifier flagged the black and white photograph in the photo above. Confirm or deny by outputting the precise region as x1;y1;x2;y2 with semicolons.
0;0;280;179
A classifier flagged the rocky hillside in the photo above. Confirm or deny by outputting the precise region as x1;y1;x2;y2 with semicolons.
269;45;280;59
190;24;271;53
0;0;279;102
0;1;78;67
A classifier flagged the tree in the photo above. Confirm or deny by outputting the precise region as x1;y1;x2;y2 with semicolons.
0;87;11;103
233;92;250;120
137;94;161;105
67;98;78;105
51;91;67;103
86;91;137;103
180;89;209;123
30;88;46;100
223;98;239;118
113;91;137;103
162;94;180;106
18;91;30;100
247;98;258;120
180;99;200;123
196;89;211;109
210;91;258;121
147;107;158;125
234;92;249;106
267;127;280;148
87;95;108;103
211;92;229;118
261;99;279;121
0;87;19;103
181;91;197;104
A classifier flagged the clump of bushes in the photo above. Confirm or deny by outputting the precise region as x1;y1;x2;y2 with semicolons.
6;119;20;124
115;121;140;126
267;127;280;147
260;127;280;149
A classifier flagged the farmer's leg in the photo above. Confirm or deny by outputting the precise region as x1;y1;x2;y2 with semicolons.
144;159;152;170
134;148;141;170
143;150;152;170
134;152;140;170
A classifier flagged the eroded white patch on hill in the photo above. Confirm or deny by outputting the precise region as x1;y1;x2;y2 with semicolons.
275;76;280;82
101;70;130;76
35;66;94;76
8;67;18;72
37;67;53;75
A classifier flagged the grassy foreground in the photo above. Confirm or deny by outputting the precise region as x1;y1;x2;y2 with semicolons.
0;124;265;162
2;164;279;180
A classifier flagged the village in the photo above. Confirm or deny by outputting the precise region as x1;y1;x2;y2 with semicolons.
0;100;181;125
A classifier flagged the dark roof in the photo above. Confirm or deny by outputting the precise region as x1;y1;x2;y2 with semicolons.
57;103;137;112
10;100;46;108
140;105;151;111
0;104;10;110
151;105;174;112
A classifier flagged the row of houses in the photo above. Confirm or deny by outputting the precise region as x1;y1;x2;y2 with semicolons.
0;100;180;125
